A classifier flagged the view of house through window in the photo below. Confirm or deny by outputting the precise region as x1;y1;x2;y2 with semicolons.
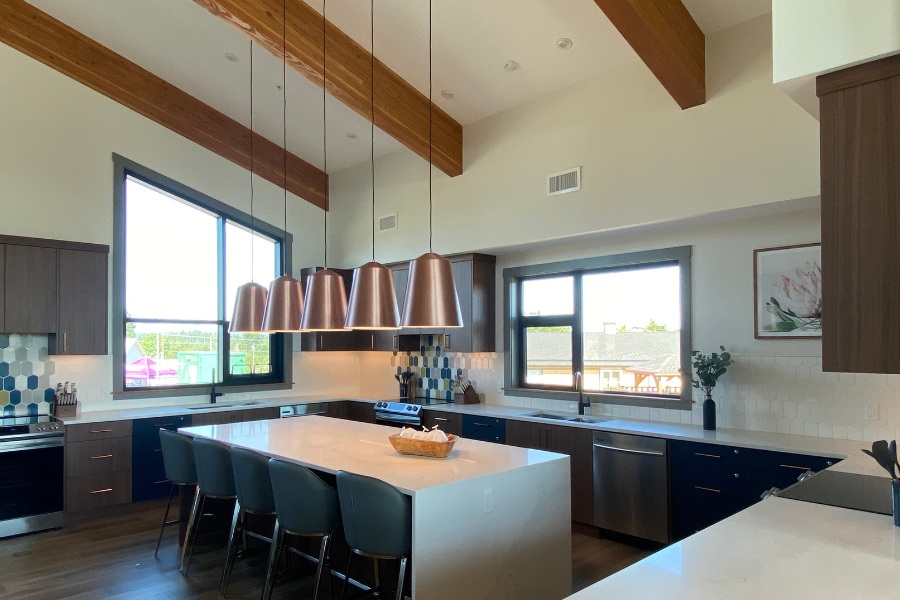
123;175;278;390
514;256;687;401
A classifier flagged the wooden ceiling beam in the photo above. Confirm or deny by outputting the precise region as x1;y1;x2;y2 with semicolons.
0;0;328;209
593;0;705;110
194;0;464;177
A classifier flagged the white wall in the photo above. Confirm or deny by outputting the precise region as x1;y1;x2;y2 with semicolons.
327;14;820;268
772;0;900;84
0;42;327;410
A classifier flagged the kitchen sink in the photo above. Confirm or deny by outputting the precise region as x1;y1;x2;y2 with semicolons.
187;402;261;410
567;417;608;423
525;412;573;420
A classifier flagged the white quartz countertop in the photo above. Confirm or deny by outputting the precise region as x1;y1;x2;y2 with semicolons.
567;494;900;600
179;416;564;495
61;396;876;465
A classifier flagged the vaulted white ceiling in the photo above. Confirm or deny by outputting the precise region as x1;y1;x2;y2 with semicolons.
24;0;771;175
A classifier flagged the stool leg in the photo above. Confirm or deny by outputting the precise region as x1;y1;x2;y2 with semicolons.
154;483;177;558
395;557;408;600
313;534;330;600
220;502;243;596
180;486;203;574
340;552;354;600
373;558;380;592
261;521;283;600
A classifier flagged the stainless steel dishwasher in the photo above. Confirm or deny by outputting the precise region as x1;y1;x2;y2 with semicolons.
593;431;669;543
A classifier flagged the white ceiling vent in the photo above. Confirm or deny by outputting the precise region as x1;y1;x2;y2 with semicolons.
379;213;398;232
547;167;581;197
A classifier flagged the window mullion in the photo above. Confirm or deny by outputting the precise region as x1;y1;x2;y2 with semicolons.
217;216;226;383
572;273;584;391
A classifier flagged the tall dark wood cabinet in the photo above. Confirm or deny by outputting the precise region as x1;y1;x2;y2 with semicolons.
3;244;58;333
818;54;900;373
52;249;108;355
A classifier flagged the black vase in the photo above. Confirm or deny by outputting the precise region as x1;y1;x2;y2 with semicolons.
702;392;716;431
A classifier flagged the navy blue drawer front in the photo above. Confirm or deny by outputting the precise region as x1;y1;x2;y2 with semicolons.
462;415;505;443
751;450;841;494
132;415;191;502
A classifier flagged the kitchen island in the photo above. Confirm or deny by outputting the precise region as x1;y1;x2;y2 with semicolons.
180;416;572;600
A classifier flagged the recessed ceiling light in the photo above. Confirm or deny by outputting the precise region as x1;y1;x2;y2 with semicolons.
225;53;240;63
346;132;358;139
504;60;520;72
556;38;573;50
441;90;454;99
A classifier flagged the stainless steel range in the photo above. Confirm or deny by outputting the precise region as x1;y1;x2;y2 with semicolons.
0;414;65;538
373;401;425;427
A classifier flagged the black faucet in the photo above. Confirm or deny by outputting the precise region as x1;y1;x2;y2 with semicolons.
210;384;223;404
575;371;590;415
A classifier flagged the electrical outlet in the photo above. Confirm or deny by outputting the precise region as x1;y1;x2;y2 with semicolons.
864;404;879;421
483;488;493;514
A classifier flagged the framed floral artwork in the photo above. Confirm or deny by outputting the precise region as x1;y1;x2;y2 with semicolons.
754;243;822;339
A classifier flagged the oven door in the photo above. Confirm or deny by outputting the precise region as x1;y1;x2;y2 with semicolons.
374;412;422;428
0;436;64;536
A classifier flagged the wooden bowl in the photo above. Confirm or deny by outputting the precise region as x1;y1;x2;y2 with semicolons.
388;433;458;458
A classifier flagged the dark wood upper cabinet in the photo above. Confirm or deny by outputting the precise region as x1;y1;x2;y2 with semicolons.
4;244;58;334
818;54;900;373
51;249;108;355
299;267;376;352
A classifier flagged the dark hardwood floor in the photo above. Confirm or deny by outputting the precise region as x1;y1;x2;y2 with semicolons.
0;501;650;599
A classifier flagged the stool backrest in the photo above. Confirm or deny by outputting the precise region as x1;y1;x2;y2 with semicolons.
159;429;197;486
336;471;411;558
192;437;236;498
230;446;276;514
268;459;340;536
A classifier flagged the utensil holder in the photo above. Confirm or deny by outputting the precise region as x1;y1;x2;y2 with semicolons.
893;480;900;527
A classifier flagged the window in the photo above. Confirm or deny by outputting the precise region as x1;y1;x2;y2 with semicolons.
112;156;291;396
504;247;691;406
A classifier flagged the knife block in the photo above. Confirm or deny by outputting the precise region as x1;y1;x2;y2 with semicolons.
54;401;78;418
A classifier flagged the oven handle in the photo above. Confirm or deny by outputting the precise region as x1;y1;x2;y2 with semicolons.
0;436;65;453
374;414;422;426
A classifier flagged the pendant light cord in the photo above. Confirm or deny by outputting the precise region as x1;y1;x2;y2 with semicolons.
428;0;433;254
323;0;329;268
371;0;376;262
281;0;288;271
249;40;255;280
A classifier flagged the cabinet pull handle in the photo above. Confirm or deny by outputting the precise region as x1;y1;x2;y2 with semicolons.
473;422;490;427
694;452;720;458
392;335;398;351
64;332;68;353
434;417;449;422
154;480;170;484
90;488;113;494
445;334;451;349
695;486;720;493
153;448;163;452
780;464;812;471
90;454;113;460
156;423;174;428
90;429;113;433
594;443;665;457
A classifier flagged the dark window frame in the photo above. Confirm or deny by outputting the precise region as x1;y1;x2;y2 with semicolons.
503;246;692;410
111;154;292;399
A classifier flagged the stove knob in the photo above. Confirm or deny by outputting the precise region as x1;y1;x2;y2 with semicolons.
36;425;46;431
50;424;60;430
406;405;413;411
411;406;419;412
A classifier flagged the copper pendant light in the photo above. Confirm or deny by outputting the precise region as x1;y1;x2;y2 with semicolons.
261;0;304;332
301;0;349;332
345;0;401;331
230;41;269;333
400;0;462;329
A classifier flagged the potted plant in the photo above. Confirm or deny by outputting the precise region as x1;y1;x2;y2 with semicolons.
691;346;733;430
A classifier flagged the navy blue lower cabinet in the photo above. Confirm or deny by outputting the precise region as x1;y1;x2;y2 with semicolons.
750;450;841;496
461;415;505;443
132;415;191;502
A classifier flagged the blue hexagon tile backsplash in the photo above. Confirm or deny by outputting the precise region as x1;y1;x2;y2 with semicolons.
0;334;56;416
390;335;498;402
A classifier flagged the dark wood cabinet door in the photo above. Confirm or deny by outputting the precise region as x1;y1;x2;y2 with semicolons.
326;400;349;420
347;401;376;424
444;260;473;352
505;419;542;448
0;245;5;328
818;55;900;372
565;427;595;525
4;244;57;333
422;410;462;436
53;249;108;355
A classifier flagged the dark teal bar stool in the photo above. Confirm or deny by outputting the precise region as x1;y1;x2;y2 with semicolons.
155;429;198;558
221;446;277;596
181;437;237;575
265;459;342;600
336;471;412;600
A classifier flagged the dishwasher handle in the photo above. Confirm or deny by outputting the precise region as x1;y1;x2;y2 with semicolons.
593;442;665;457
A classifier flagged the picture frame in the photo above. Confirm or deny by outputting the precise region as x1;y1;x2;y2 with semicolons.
753;243;822;339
